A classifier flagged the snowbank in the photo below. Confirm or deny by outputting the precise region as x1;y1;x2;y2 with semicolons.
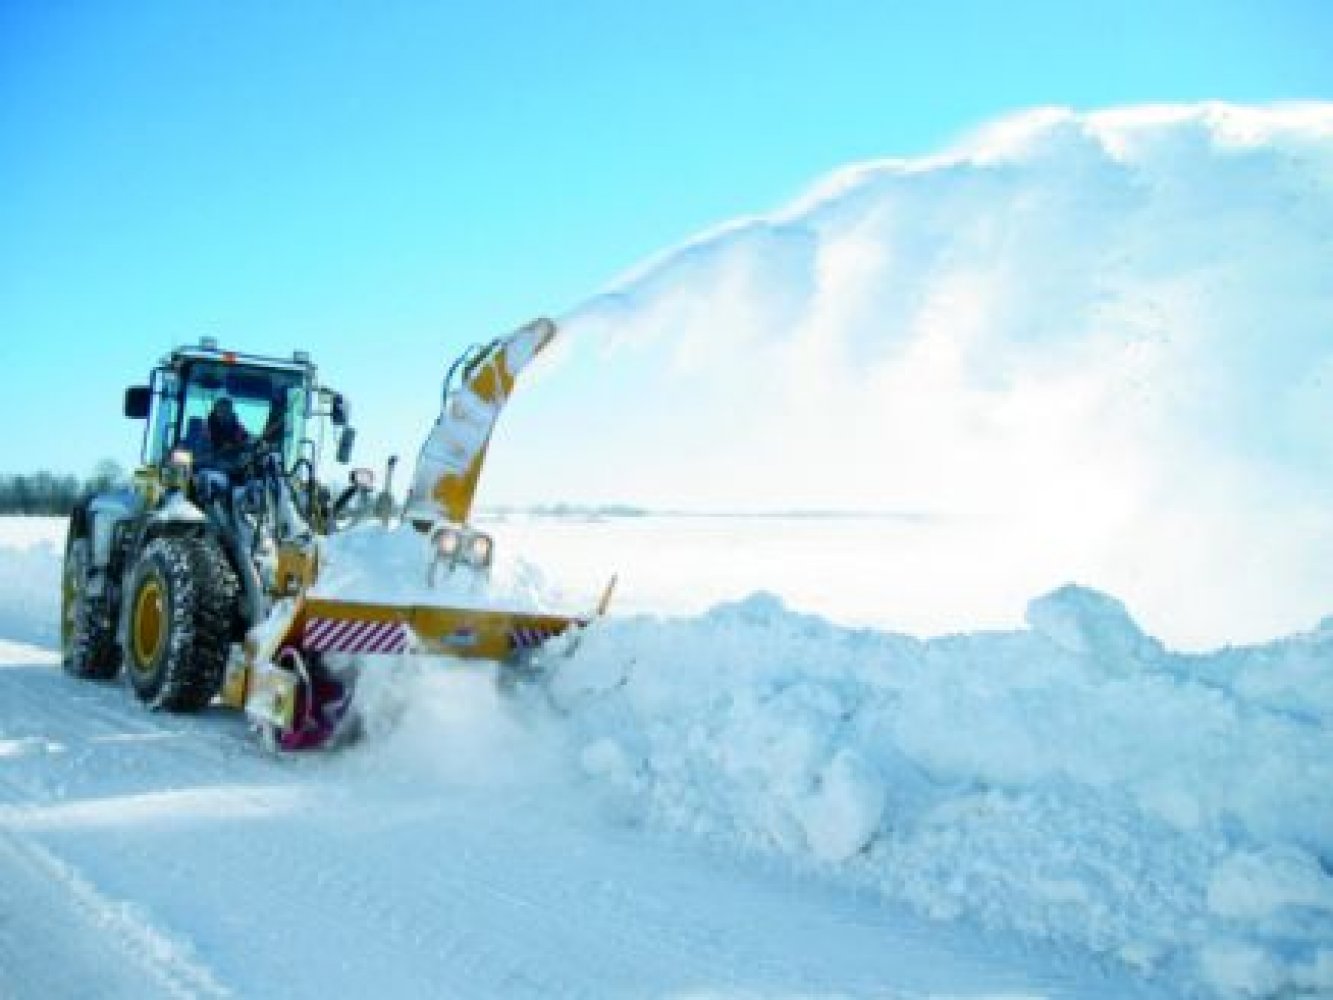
550;587;1333;999
0;517;64;649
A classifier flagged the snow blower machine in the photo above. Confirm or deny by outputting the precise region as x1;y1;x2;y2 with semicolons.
61;319;611;749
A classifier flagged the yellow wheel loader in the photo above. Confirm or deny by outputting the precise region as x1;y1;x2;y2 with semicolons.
61;319;609;750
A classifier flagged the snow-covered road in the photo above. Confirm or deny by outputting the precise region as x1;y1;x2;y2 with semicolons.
2;517;1330;998
0;639;1161;999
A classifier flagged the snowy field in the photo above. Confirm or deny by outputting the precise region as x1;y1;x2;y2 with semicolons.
2;514;1331;999
5;102;1333;999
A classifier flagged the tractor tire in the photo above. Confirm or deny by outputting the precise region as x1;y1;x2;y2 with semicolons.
61;529;121;680
123;535;240;712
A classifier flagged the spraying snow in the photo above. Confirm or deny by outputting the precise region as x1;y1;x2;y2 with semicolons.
484;102;1333;648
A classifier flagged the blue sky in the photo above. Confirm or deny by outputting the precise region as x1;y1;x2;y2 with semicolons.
2;0;1329;485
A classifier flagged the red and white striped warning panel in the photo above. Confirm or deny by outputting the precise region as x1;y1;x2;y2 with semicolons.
304;617;411;655
509;625;556;650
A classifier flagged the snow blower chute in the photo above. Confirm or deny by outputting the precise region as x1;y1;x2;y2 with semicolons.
62;319;612;749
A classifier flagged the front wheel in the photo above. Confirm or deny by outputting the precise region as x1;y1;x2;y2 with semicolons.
124;535;239;711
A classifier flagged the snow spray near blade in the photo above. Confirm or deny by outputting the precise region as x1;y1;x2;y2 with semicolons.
336;657;568;790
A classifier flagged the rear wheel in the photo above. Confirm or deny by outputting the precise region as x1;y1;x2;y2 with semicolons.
61;524;121;680
124;535;239;711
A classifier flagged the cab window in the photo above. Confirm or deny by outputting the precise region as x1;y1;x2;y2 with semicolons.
174;363;307;468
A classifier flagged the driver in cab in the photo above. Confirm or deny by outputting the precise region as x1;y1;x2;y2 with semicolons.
206;397;249;464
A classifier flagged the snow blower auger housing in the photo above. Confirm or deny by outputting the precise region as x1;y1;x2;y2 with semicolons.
62;320;609;750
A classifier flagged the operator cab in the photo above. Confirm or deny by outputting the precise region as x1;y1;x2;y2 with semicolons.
124;341;354;486
173;361;308;471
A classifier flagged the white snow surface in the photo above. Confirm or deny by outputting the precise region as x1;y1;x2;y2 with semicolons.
0;517;64;649
310;523;555;613
2;516;1330;999
551;588;1333;998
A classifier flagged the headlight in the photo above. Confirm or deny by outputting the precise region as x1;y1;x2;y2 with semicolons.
164;449;193;489
433;527;461;558
467;532;493;567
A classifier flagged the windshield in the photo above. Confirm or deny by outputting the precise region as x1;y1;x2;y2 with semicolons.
169;361;309;469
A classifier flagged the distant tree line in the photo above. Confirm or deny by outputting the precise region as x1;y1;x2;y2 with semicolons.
0;461;126;515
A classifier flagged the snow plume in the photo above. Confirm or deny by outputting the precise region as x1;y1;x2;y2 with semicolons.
552;588;1333;1000
489;103;1333;647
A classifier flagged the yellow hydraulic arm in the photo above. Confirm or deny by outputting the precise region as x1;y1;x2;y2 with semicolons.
405;317;558;526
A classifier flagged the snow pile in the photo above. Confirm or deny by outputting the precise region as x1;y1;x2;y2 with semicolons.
311;523;561;613
0;518;64;649
486;102;1333;648
550;587;1333;998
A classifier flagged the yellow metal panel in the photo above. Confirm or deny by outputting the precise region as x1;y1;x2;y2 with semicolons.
219;649;249;709
275;544;318;597
297;597;583;661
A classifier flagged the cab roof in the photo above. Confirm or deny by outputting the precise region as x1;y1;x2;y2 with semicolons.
163;343;316;377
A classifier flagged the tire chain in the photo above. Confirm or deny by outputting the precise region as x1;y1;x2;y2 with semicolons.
134;536;241;712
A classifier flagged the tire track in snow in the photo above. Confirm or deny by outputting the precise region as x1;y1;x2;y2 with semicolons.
0;653;286;998
0;658;272;802
0;831;228;998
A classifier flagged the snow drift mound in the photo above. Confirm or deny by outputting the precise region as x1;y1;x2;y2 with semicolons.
550;587;1333;999
485;102;1333;648
0;518;64;649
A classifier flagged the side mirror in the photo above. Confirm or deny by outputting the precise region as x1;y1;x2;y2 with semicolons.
124;386;151;419
336;427;356;464
330;394;349;427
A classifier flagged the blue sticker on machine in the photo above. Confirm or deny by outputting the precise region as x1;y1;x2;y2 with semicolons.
443;627;478;647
